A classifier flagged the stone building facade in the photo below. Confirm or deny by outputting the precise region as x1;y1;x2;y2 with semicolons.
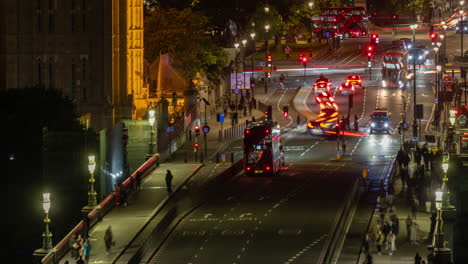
0;0;146;130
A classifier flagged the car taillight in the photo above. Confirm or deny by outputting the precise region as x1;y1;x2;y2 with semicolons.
246;166;252;171
358;80;362;83
265;165;271;171
339;86;342;90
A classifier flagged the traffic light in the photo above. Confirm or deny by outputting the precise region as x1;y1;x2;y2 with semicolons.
266;54;272;67
263;106;272;121
392;14;398;21
371;34;379;45
299;53;304;61
367;45;374;60
301;56;308;67
194;142;199;152
430;33;437;44
194;124;200;136
283;106;289;117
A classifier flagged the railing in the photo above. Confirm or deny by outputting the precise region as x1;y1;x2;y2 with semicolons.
41;155;160;264
317;176;360;264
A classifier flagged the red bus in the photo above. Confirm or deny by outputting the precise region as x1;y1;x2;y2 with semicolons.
244;121;283;176
312;7;369;38
381;47;408;89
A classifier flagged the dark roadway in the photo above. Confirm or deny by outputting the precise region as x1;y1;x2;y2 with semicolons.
147;28;437;264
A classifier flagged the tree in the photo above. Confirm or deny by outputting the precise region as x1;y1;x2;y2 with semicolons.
144;7;228;82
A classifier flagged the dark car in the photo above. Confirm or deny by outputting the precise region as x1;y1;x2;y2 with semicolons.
407;48;426;65
369;108;390;134
456;21;468;34
399;38;413;50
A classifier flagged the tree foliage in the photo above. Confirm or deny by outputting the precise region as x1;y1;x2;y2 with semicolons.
144;7;228;82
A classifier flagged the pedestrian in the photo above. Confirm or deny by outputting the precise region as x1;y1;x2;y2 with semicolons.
135;171;142;192
382;221;391;243
429;211;437;240
342;142;347;155
76;256;85;264
104;225;113;255
354;115;359;131
119;183;127;207
410;222;419;244
391;214;399;236
388;184;395;206
366;254;373;264
387;230;395;255
69;234;79;260
406;215;413;241
166;170;173;193
76;233;84;256
82;239;91;262
376;230;383;255
364;233;370;256
411;201;418;220
83;216;91;239
415;252;422;264
114;184;120;207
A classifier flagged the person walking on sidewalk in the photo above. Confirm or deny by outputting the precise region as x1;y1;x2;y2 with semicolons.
364;233;370;256
135;171;142;192
82;239;91;262
415;252;422;264
104;225;114;255
166;170;174;193
387;230;396;255
406;215;413;241
411;201;418;220
410;221;419;244
375;230;383;255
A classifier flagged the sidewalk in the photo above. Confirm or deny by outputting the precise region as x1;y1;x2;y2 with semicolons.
58;163;202;264
338;159;434;264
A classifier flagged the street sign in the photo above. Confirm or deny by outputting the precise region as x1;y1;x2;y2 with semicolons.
234;88;240;94
202;124;210;133
442;75;455;88
230;73;251;89
167;126;174;133
217;113;225;123
433;98;438;104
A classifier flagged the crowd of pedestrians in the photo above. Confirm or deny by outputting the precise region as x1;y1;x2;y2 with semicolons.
362;141;443;264
67;233;91;264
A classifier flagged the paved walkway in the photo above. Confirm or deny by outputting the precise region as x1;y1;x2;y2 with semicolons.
338;158;434;264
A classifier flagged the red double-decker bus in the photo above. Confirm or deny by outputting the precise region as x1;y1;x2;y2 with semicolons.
312;7;369;38
243;121;283;176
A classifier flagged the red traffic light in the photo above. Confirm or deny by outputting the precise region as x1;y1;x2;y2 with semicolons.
368;46;373;51
430;33;437;39
266;54;272;61
283;111;288;117
302;57;308;62
371;34;377;39
194;142;199;148
194;124;200;132
392;14;398;20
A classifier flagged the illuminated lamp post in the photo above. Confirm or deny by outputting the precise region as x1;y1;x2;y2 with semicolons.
148;109;155;156
234;42;240;112
308;2;314;57
250;32;256;101
82;155;98;213
33;193;53;259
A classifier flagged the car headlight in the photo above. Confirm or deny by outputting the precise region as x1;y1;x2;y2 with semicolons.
418;55;423;59
425;50;429;55
384;123;389;128
465;27;468;30
409;55;413;59
456;27;460;30
371;123;376;127
382;80;387;87
408;44;412;49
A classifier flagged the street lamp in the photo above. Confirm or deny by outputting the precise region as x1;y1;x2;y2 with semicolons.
264;6;270;13
34;193;53;259
459;7;465;57
250;32;256;101
148;109;155;156
234;42;240;112
264;25;270;94
410;24;419;139
434;47;440;96
82;155;98;213
242;39;247;105
308;2;314;57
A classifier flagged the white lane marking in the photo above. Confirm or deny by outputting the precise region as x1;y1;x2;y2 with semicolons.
299;141;320;157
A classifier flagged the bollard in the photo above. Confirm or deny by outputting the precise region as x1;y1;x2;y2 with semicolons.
336;151;341;160
216;152;220;163
231;152;234;163
200;152;204;163
184;151;188;163
221;153;226;163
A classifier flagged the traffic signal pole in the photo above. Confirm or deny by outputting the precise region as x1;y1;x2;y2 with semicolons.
412;25;418;140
